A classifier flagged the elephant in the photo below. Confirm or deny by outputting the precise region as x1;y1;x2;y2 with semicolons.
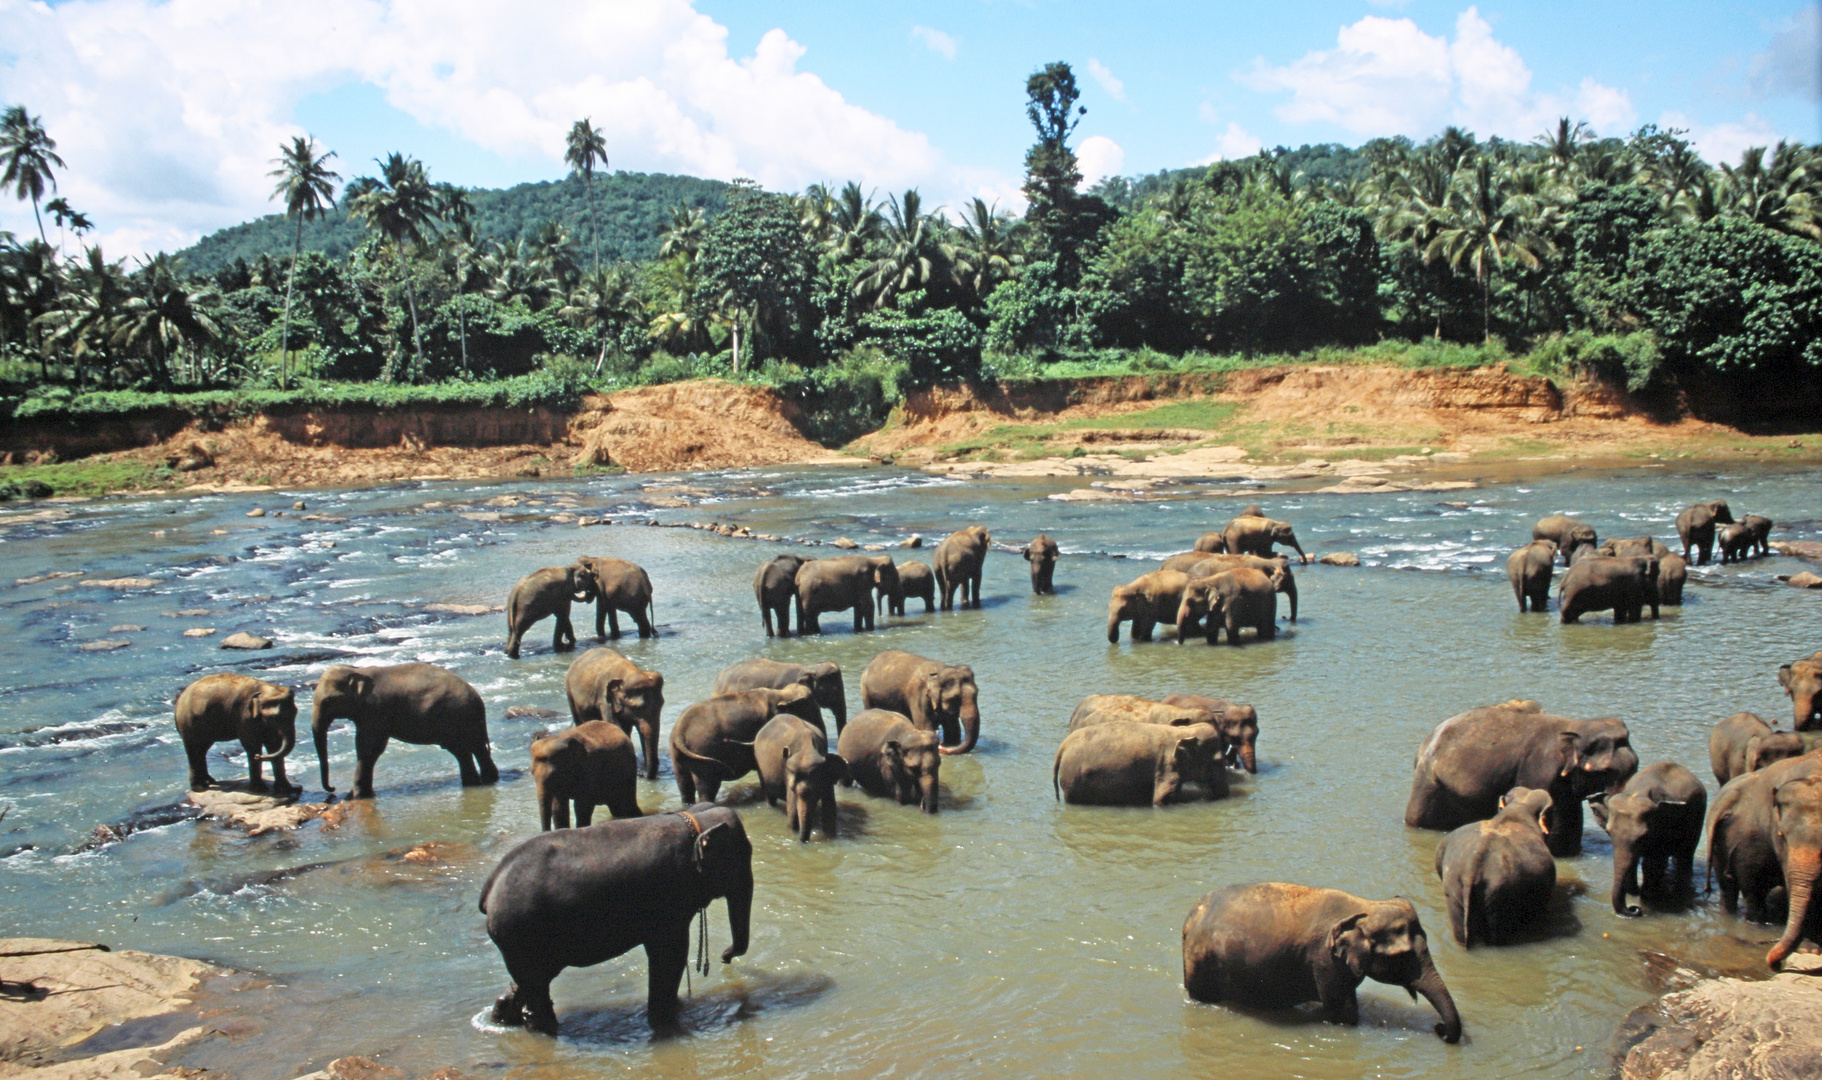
933;525;991;610
565;648;666;780
860;649;981;755
1597;537;1671;559
1191;532;1228;554
174;673;298;793
1710;712;1805;785
1742;514;1775;556
1589;762;1705;917
1718;522;1755;564
1067;694;1217;733
1657;552;1688;606
668;686;820;804
481;804;752;1035
1558;554;1660;624
1533;515;1598;565
1676;500;1735;565
753;554;805;637
1161;694;1260;774
881;560;935;616
1107;569;1191;643
311;663;497;798
837;709;941;813
1052;722;1227;805
1705;753;1822;967
1176;568;1277;645
713;658;846;733
1506;539;1557;612
1434;787;1556;946
529;721;641;829
1782;652;1822;732
575;556;656;640
1181;882;1462;1043
1164;553;1299;623
753;713;846;841
503;563;599;659
1404;699;1639;855
796;555;898;634
1223;516;1308;564
1022;534;1059;594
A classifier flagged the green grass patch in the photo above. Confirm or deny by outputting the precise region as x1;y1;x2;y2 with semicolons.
0;459;172;498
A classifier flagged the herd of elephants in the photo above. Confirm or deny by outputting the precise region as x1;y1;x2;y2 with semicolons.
163;499;1822;1046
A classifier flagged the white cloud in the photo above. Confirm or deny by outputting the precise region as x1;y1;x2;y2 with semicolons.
911;25;957;61
1076;134;1125;187
1240;7;1635;141
1086;58;1127;103
0;0;1005;256
1748;4;1820;100
1660;110;1786;167
1195;123;1264;164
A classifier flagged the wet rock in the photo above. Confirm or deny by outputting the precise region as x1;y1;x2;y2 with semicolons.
187;789;322;835
576;516;610;527
78;640;131;652
293;501;307;511
245;508;265;518
900;535;922;548
1772;541;1822;561
219;633;273;650
548;512;578;524
78;578;157;589
831;537;859;549
14;571;84;586
162;609;211;618
1318;552;1362;567
182;628;216;637
424;603;497;616
1780;572;1822;589
863;544;886;551
108;625;146;633
1617;953;1822;1079
294;1058;481;1080
505;706;562;720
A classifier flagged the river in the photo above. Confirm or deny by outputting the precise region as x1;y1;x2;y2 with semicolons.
2;463;1818;1079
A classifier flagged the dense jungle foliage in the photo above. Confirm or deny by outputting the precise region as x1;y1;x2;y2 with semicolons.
4;63;1822;440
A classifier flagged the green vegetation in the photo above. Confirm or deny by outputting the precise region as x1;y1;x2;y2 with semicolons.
0;457;167;497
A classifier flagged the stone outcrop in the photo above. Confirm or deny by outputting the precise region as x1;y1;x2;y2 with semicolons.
187;788;324;834
1618;954;1822;1079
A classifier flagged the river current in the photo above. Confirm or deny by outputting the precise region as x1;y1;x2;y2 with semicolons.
2;463;1819;1080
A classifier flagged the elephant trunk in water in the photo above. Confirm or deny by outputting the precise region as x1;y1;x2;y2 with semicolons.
1767;847;1821;968
940;688;980;756
721;873;753;963
312;701;336;792
1610;854;1642;918
1409;951;1463;1043
918;770;939;814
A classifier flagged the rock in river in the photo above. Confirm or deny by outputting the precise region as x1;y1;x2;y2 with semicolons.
1617;953;1822;1079
219;632;273;650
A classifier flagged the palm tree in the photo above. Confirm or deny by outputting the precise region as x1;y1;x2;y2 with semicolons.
38;244;129;387
1534;118;1592;180
530;219;580;292
268;136;339;389
347;153;439;380
827;181;882;260
113;255;223;386
1422;158;1556;342
657;203;707;263
0;106;65;247
564;118;610;273
947;197;1022;312
853;190;947;308
561;265;642;374
481;239;559;311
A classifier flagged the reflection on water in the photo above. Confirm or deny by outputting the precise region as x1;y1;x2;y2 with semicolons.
1;464;1818;1079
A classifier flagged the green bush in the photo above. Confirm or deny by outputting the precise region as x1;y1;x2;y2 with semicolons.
771;346;908;445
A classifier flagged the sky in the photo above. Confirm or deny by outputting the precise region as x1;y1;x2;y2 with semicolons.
0;0;1817;258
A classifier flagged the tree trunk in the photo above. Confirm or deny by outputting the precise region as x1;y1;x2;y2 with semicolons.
280;215;302;390
403;264;425;383
459;304;468;374
1481;271;1491;344
594;332;610;376
31;196;46;248
730;319;740;375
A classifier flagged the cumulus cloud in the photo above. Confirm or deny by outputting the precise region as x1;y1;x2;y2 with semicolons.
1086;58;1127;103
1748;4;1821;100
911;25;958;61
1195;123;1264;164
1240;7;1636;141
1660;110;1787;168
0;0;999;256
1076;135;1125;187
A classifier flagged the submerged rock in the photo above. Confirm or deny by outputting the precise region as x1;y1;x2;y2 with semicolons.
1617;953;1822;1079
219;633;273;650
1780;572;1822;589
77;640;130;652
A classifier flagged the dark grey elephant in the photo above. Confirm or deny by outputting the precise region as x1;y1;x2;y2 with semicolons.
1182;883;1461;1043
1742;514;1775;556
565;647;666;780
1718;522;1755;564
530;721;642;829
713;658;846;733
753;554;805;637
1176;567;1277;645
837;709;941;813
311;662;497;798
174;673;298;793
1658;552;1688;606
1710;712;1805;785
1022;534;1058;594
1589;762;1705;917
1533;515;1598;565
1559;554;1659;623
1404;700;1638;855
796;555;898;634
753;713;846;841
934;525;991;610
1506;539;1556;612
1706;753;1822;967
1053;722;1227;805
881;560;935;616
1434;787;1555;946
668;686;820;803
575;556;656;639
481;805;752;1035
1675;499;1734;565
504;563;599;659
859;649;980;754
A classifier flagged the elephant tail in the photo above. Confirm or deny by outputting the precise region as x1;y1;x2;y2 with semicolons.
478;858;506;915
670;740;737;778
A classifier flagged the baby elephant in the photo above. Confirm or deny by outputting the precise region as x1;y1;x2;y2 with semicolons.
1590;762;1705;917
1107;570;1190;643
1178;568;1277;645
174;673;299;793
883;560;935;616
1717;522;1756;564
1741;514;1775;556
529;721;642;829
1434;787;1556;946
1182;883;1462;1043
1053;723;1226;806
669;687;820;804
753;713;847;841
504;564;599;659
1506;539;1556;613
1021;534;1059;594
837;709;941;814
1710;712;1806;785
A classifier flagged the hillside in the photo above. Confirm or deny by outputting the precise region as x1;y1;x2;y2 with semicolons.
173;170;732;275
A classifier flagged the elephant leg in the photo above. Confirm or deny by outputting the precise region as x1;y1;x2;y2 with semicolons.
776;602;792;637
1226;615;1243;645
698;775;723;803
238;736;271;791
574;800;594;828
352;726;388;799
607;608;622;639
496;963;558;1035
491;982;527;1027
552;798;571;830
1315;981;1360;1027
1261;621;1277;641
853;605;866;633
762;605;775;638
539;792;555;831
644;933;690;1035
594;601;608;642
477;744;499;784
1134;617;1154;642
784;787;799;834
676;765;699;804
971;573;983;608
822;792;838;839
802;609;821;634
554;611;575;653
453;745;487;786
1545;802;1583;856
635;605;655;639
505;623;524;659
184;740;215;792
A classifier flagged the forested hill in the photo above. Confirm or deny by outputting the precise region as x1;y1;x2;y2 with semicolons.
173;170;732;274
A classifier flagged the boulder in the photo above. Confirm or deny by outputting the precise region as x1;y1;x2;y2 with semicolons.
1318;552;1362;567
219;632;273;650
78;578;157;589
831;537;859;549
900;535;922;548
182;628;217;637
245;508;265;518
187;789;323;835
1618;954;1822;1079
1781;572;1822;589
77;640;130;652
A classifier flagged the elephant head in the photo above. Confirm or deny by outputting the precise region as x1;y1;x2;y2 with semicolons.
247;682;298;766
1555;717;1639;801
1107;584;1147;642
1216;702;1259;774
1175;580;1216;642
687;806;754;963
1706;499;1735;525
1174;724;1227;791
1747;731;1806;773
781;744;848;842
566;562;601;603
881;730;942;813
601;671;665;735
311;665;375;792
799;662;847;730
1589;787;1682;917
1022;534;1058;584
918;664;980;755
1779;654;1822;732
1766;770;1822;968
866;556;900;604
1268;521;1308;563
770;684;824;728
1327;899;1462;1043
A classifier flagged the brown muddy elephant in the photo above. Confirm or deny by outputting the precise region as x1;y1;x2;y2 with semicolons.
753;713;846;841
1676;499;1734;565
1598;537;1671;559
1165;552;1299;623
1191;532;1228;554
1067;694;1216;733
1590;762;1705;917
753;554;805;637
174;673;298;793
504;564;599;659
1162;693;1260;774
1404;700;1638;855
1742;514;1775;556
1558;555;1659;624
860;649;980;754
881;560;935;616
530;721;642;829
1223;516;1308;564
796;555;898;634
1182;883;1462;1043
1435;787;1555;946
1052;722;1227;805
1710;712;1805;785
668;686;820;803
1657;552;1688;606
713;658;846;733
934;525;991;610
1707;753;1822;967
1532;515;1598;565
1718;522;1755;564
565;648;665;779
1107;569;1190;643
575;556;656;640
1022;534;1058;594
1177;567;1278;645
1780;652;1822;732
1506;539;1556;613
311;662;497;798
836;708;942;813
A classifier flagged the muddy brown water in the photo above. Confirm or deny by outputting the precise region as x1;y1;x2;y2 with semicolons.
1;464;1819;1079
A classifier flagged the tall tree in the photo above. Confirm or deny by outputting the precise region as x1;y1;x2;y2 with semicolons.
0;106;66;247
561;265;641;375
38;244;129;387
113;254;223;387
853;190;949;310
564;118;610;272
346;153;439;380
1019;62;1111;284
695;184;812;373
947;198;1023;316
1423;159;1556;342
268;136;339;388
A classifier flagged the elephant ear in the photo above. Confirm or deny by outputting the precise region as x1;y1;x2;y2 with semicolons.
693;822;727;870
882;740;903;765
1587;791;1610;829
1780;665;1796;691
1557;731;1583;777
827;753;850;785
1326;912;1369;966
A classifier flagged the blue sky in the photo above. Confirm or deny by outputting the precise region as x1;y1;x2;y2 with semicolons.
1;0;1816;255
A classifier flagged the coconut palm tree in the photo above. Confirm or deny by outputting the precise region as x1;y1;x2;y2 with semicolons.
1423;158;1555;343
38;244;129;387
268;136;339;388
947;197;1023;311
564;118;610;273
561;265;642;374
481;239;559;311
347;153;439;380
853;189;947;309
828;181;882;261
113;255;222;387
0;106;65;247
530;219;580;292
657;203;707;263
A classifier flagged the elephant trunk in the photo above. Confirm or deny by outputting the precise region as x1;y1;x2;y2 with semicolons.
311;701;335;792
1767;848;1821;968
1236;739;1256;775
720;873;753;963
1797;691;1821;732
1410;951;1462;1044
919;771;939;814
940;693;980;756
1106;613;1121;644
1282;575;1298;623
1611;847;1642;917
255;722;296;762
1175;600;1195;644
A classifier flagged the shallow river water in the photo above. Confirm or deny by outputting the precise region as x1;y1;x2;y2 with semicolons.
2;462;1820;1080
